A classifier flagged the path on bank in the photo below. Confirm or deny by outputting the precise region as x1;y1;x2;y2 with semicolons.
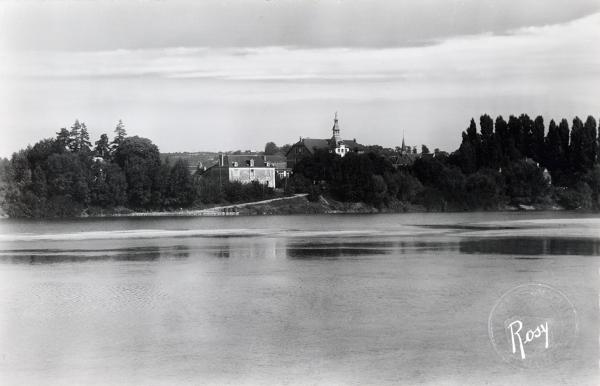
198;193;308;214
116;194;308;217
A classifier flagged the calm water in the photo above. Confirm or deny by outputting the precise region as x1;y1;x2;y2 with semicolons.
0;212;599;385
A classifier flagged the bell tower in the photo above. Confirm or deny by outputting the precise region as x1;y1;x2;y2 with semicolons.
332;112;341;144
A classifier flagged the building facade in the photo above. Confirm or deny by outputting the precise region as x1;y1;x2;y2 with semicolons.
202;154;289;188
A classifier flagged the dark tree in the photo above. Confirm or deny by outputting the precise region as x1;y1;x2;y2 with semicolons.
466;118;478;142
79;123;92;153
28;138;63;169
454;132;477;174
68;120;82;152
280;144;292;155
465;168;505;210
480;114;494;139
503;159;550;205
494;115;509;165
113;136;161;208
56;128;71;150
544;119;560;173
558;119;570;160
453;118;480;174
264;142;279;155
532;116;545;163
44;152;91;214
519;114;534;158
480;114;494;167
112;120;127;150
583;116;598;169
94;134;111;159
569;117;585;172
89;162;127;208
507;115;523;161
168;159;195;207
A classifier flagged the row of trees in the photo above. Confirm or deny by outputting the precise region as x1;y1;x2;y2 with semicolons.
1;120;278;217
2;114;600;217
453;114;598;184
2;121;195;217
287;114;600;211
449;114;600;209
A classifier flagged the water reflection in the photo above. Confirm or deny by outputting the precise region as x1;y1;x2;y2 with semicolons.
2;234;599;266
459;237;600;256
0;245;190;264
211;246;231;258
287;247;389;259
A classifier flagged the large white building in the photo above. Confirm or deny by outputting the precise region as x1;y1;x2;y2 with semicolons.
203;154;288;188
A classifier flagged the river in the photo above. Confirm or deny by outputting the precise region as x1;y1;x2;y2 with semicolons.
0;212;598;385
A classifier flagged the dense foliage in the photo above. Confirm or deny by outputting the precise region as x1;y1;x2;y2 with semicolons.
2;114;600;217
1;121;274;217
288;114;600;211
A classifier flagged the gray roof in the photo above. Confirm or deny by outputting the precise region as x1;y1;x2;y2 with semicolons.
223;154;287;168
291;138;366;154
341;139;366;151
301;138;330;153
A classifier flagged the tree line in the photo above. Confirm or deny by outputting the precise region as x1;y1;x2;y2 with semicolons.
1;114;600;217
286;114;600;211
0;120;275;217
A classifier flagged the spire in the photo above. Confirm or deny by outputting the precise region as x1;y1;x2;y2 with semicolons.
401;130;406;153
332;112;341;143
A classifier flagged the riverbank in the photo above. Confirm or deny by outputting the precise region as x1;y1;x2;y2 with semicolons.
78;194;415;217
75;194;569;218
85;194;309;217
0;191;577;220
238;195;567;215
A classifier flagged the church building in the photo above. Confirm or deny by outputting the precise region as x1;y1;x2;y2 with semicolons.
286;113;365;169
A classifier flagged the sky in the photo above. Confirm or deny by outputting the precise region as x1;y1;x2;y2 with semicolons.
1;0;600;157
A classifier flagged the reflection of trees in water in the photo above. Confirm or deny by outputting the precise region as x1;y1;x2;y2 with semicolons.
459;237;600;256
395;240;459;254
286;241;393;259
284;239;464;259
208;238;281;259
211;246;230;258
284;236;600;259
4;244;191;264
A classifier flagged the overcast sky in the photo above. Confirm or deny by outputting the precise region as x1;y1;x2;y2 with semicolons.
1;0;600;157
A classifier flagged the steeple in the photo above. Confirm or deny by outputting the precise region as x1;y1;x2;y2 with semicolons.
332;112;341;144
401;130;406;153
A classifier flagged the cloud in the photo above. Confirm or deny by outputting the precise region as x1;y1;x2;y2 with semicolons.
1;10;599;157
1;0;599;51
2;12;599;87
